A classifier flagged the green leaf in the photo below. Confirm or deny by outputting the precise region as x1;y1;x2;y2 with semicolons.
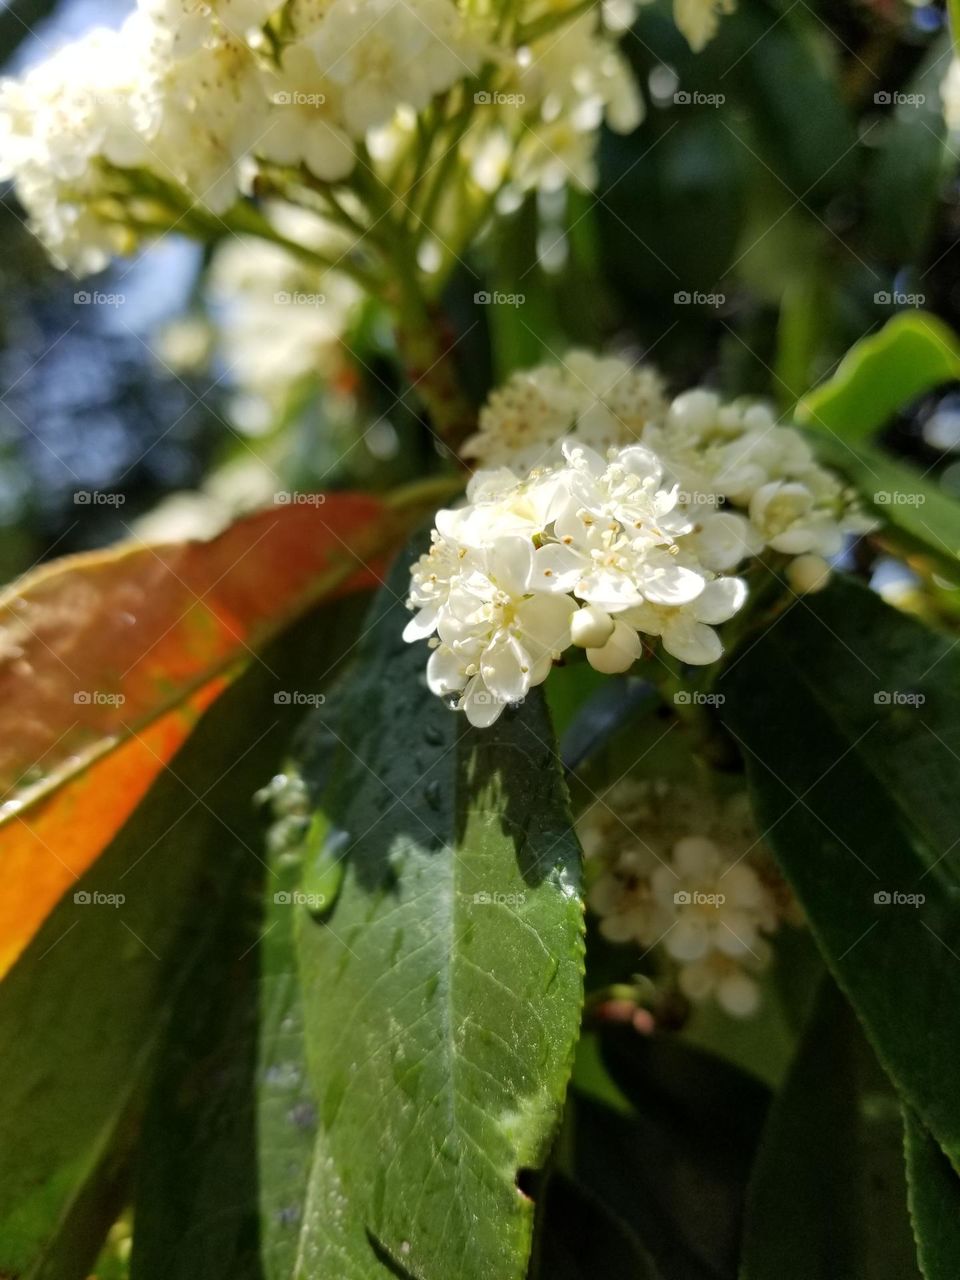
815;437;960;577
292;542;586;1280
863;38;950;264
531;1173;664;1280
904;1108;960;1280
570;1029;770;1280
740;982;920;1280
729;4;859;202
567;1089;726;1280
124;602;368;1280
796;312;960;442
718;576;960;1168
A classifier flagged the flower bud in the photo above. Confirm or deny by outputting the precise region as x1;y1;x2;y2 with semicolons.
786;553;831;595
587;620;642;674
570;604;615;649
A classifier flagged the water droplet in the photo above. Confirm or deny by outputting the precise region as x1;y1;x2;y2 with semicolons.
264;1061;302;1090
301;819;350;916
424;780;443;810
288;1101;317;1131
423;724;443;746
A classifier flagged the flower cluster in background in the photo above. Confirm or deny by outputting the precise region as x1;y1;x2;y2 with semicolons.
204;202;362;415
0;0;641;274
579;779;801;1018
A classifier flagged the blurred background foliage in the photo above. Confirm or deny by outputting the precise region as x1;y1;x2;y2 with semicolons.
3;0;960;581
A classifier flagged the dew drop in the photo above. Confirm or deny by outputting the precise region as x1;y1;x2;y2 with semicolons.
287;1101;317;1131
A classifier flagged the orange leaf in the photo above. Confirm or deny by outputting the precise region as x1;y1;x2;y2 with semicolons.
0;677;226;977
0;494;399;972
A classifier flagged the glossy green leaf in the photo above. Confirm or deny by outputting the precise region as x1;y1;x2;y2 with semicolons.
293;543;586;1280
124;602;367;1280
532;1173;664;1280
740;982;919;1280
819;438;960;577
718;577;960;1167
904;1108;960;1280
796;312;960;442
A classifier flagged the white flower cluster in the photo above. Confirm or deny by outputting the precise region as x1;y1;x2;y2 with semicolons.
404;438;748;726
206;202;362;412
579;780;800;1017
463;349;667;471
0;0;640;272
465;351;871;594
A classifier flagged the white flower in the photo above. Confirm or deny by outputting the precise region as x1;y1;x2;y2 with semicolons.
748;480;844;556
463;352;667;471
645;385;873;568
0;18;153;270
589;850;673;945
257;45;354;181
310;0;482;137
651;835;776;962
579;779;798;1018
207;202;362;408
422;538;577;727
139;28;267;213
690;510;763;572
623;574;747;665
